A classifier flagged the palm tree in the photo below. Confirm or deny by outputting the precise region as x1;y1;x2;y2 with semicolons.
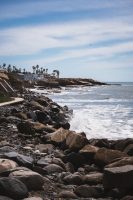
36;65;39;74
32;66;36;74
53;70;60;78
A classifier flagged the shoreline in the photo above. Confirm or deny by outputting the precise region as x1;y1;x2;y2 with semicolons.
0;90;133;199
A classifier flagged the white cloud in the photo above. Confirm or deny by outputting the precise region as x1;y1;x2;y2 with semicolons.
0;18;133;57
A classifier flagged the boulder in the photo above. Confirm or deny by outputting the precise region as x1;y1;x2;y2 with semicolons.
29;100;44;110
63;173;83;185
15;112;28;120
0;177;28;200
94;148;127;167
66;131;88;151
43;164;64;174
114;139;133;151
74;185;104;198
62;152;86;169
0;146;15;154
58;191;78;199
49;128;70;144
80;144;99;159
17;122;35;135
0;159;18;174
83;172;103;185
103;165;133;188
106;157;133;168
120;196;133;200
35;111;51;123
89;138;110;148
9;168;44;190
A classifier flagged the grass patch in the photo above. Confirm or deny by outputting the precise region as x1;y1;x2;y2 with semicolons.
0;95;13;103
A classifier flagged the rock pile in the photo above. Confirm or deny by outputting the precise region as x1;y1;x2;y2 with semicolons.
0;94;133;199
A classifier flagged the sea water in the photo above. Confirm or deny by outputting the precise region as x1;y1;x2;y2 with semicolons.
31;83;133;140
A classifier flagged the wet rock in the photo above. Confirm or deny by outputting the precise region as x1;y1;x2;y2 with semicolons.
114;139;133;151
9;168;44;190
89;138;110;148
63;173;83;185
103;165;133;188
94;148;127;167
0;177;28;200
66;131;88;151
0;159;18;174
43;164;64;174
83;172;103;185
106;157;133;168
58;190;78;199
75;185;104;198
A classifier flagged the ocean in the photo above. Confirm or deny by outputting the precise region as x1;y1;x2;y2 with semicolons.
31;82;133;140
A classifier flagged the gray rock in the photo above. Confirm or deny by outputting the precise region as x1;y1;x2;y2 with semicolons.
0;159;18;174
0;177;28;200
0;196;13;200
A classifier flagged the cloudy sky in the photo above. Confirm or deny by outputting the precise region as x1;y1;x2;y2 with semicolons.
0;0;133;81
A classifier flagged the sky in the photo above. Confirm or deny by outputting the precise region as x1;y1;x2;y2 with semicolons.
0;0;133;81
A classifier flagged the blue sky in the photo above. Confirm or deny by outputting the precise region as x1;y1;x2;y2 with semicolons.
0;0;133;81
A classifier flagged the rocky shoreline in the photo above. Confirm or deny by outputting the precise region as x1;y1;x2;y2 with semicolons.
0;92;133;200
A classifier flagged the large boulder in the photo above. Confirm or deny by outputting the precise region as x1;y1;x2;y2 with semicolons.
66;131;88;151
9;168;44;190
0;177;28;200
79;144;99;159
106;157;133;168
94;148;127;167
17;122;35;135
103;165;133;188
49;128;70;144
74;185;104;198
0;159;18;174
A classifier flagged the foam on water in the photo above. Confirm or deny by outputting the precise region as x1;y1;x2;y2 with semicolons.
30;83;133;140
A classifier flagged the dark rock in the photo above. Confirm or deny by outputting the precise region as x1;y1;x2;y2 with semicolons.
43;164;64;174
75;185;104;198
0;177;28;200
120;196;133;200
9;168;44;190
103;165;133;188
0;146;15;154
63;173;83;185
89;138;110;148
114;139;133;151
4;152;33;168
94;148;127;167
17;122;35;135
35;111;51;123
62;152;87;169
0;196;13;200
